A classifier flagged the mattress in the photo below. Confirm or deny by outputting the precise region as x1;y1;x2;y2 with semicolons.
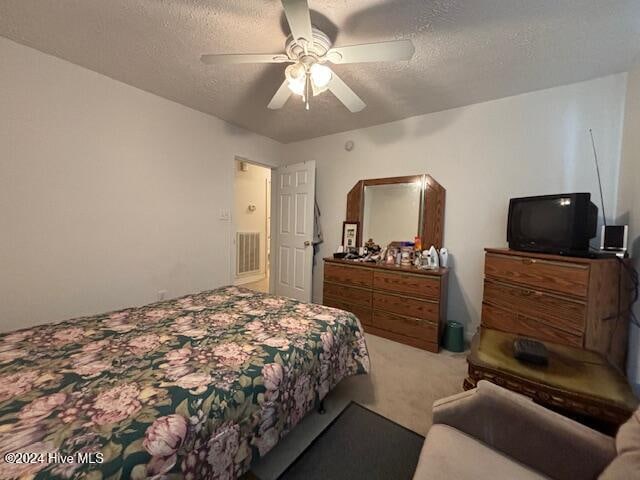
0;286;370;479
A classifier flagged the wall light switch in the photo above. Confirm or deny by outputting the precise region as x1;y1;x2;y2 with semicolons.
219;209;231;221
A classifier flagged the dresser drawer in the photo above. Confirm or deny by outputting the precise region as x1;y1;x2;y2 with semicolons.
482;303;583;348
373;271;440;300
324;263;373;288
485;253;590;297
373;292;439;322
323;297;372;326
483;279;586;335
323;282;372;308
373;310;438;342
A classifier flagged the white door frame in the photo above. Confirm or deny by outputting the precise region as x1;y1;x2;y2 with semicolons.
230;156;276;291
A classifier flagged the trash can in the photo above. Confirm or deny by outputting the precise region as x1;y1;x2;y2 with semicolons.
443;321;464;352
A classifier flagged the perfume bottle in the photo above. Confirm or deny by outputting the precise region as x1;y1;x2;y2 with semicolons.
414;236;422;252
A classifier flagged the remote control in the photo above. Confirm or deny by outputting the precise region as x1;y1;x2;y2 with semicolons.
513;337;549;366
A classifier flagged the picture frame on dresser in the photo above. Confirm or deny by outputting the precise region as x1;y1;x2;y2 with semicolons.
342;221;359;250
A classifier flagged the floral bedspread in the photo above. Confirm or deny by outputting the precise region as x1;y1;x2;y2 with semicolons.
0;286;370;479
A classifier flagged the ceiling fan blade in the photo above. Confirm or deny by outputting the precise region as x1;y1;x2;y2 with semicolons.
328;72;366;113
326;40;415;64
200;53;290;65
281;0;313;45
268;80;293;110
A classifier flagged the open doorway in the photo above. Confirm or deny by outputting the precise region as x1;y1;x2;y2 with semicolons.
233;158;271;293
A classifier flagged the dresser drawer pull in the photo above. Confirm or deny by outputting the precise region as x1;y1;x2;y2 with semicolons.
520;289;542;297
491;253;588;270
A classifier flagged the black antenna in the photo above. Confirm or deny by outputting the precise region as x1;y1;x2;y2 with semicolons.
589;128;607;227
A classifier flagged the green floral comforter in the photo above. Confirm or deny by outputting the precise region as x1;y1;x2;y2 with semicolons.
0;286;370;479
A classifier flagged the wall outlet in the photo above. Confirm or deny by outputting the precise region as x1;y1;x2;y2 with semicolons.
157;290;167;301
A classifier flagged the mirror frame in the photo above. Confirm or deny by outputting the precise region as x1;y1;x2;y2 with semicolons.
346;174;445;249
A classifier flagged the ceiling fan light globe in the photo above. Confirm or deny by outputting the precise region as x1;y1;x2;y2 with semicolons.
310;63;332;88
311;82;329;96
285;63;306;82
287;78;305;96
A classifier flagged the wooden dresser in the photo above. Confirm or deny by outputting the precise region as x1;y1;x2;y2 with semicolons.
322;258;449;352
481;248;629;370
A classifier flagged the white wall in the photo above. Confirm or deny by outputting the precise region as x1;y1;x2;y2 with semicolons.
283;74;628;339
233;160;271;281
0;38;283;332
618;66;640;393
0;35;632;345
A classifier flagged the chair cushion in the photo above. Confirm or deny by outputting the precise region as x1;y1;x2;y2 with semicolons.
599;409;640;479
412;424;549;480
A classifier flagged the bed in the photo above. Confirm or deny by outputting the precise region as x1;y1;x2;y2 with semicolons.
0;286;370;479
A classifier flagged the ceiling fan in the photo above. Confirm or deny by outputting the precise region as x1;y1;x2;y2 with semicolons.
200;0;415;112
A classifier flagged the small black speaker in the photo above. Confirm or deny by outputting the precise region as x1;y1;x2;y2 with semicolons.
600;225;628;253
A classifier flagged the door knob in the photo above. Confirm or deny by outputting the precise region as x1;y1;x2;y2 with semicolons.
304;241;311;246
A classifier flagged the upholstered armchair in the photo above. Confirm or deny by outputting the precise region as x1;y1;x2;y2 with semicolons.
413;380;638;480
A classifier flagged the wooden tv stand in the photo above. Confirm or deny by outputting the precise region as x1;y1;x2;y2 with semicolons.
481;248;631;371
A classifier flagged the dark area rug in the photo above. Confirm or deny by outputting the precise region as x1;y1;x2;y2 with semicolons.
276;402;424;480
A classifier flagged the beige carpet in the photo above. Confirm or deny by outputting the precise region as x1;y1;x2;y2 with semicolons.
243;276;270;293
252;333;468;479
334;333;468;435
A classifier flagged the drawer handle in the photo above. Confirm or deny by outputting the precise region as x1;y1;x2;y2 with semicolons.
521;289;542;297
522;258;537;265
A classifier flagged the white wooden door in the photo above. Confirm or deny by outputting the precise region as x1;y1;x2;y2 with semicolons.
273;161;316;302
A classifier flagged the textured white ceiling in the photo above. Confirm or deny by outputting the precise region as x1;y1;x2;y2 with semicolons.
1;1;639;143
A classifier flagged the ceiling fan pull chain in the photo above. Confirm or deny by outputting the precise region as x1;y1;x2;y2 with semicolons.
305;73;311;110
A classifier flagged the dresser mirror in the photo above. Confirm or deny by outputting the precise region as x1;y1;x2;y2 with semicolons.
346;174;445;248
362;182;424;247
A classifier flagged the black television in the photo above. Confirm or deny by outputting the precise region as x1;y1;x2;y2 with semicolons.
507;193;598;256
